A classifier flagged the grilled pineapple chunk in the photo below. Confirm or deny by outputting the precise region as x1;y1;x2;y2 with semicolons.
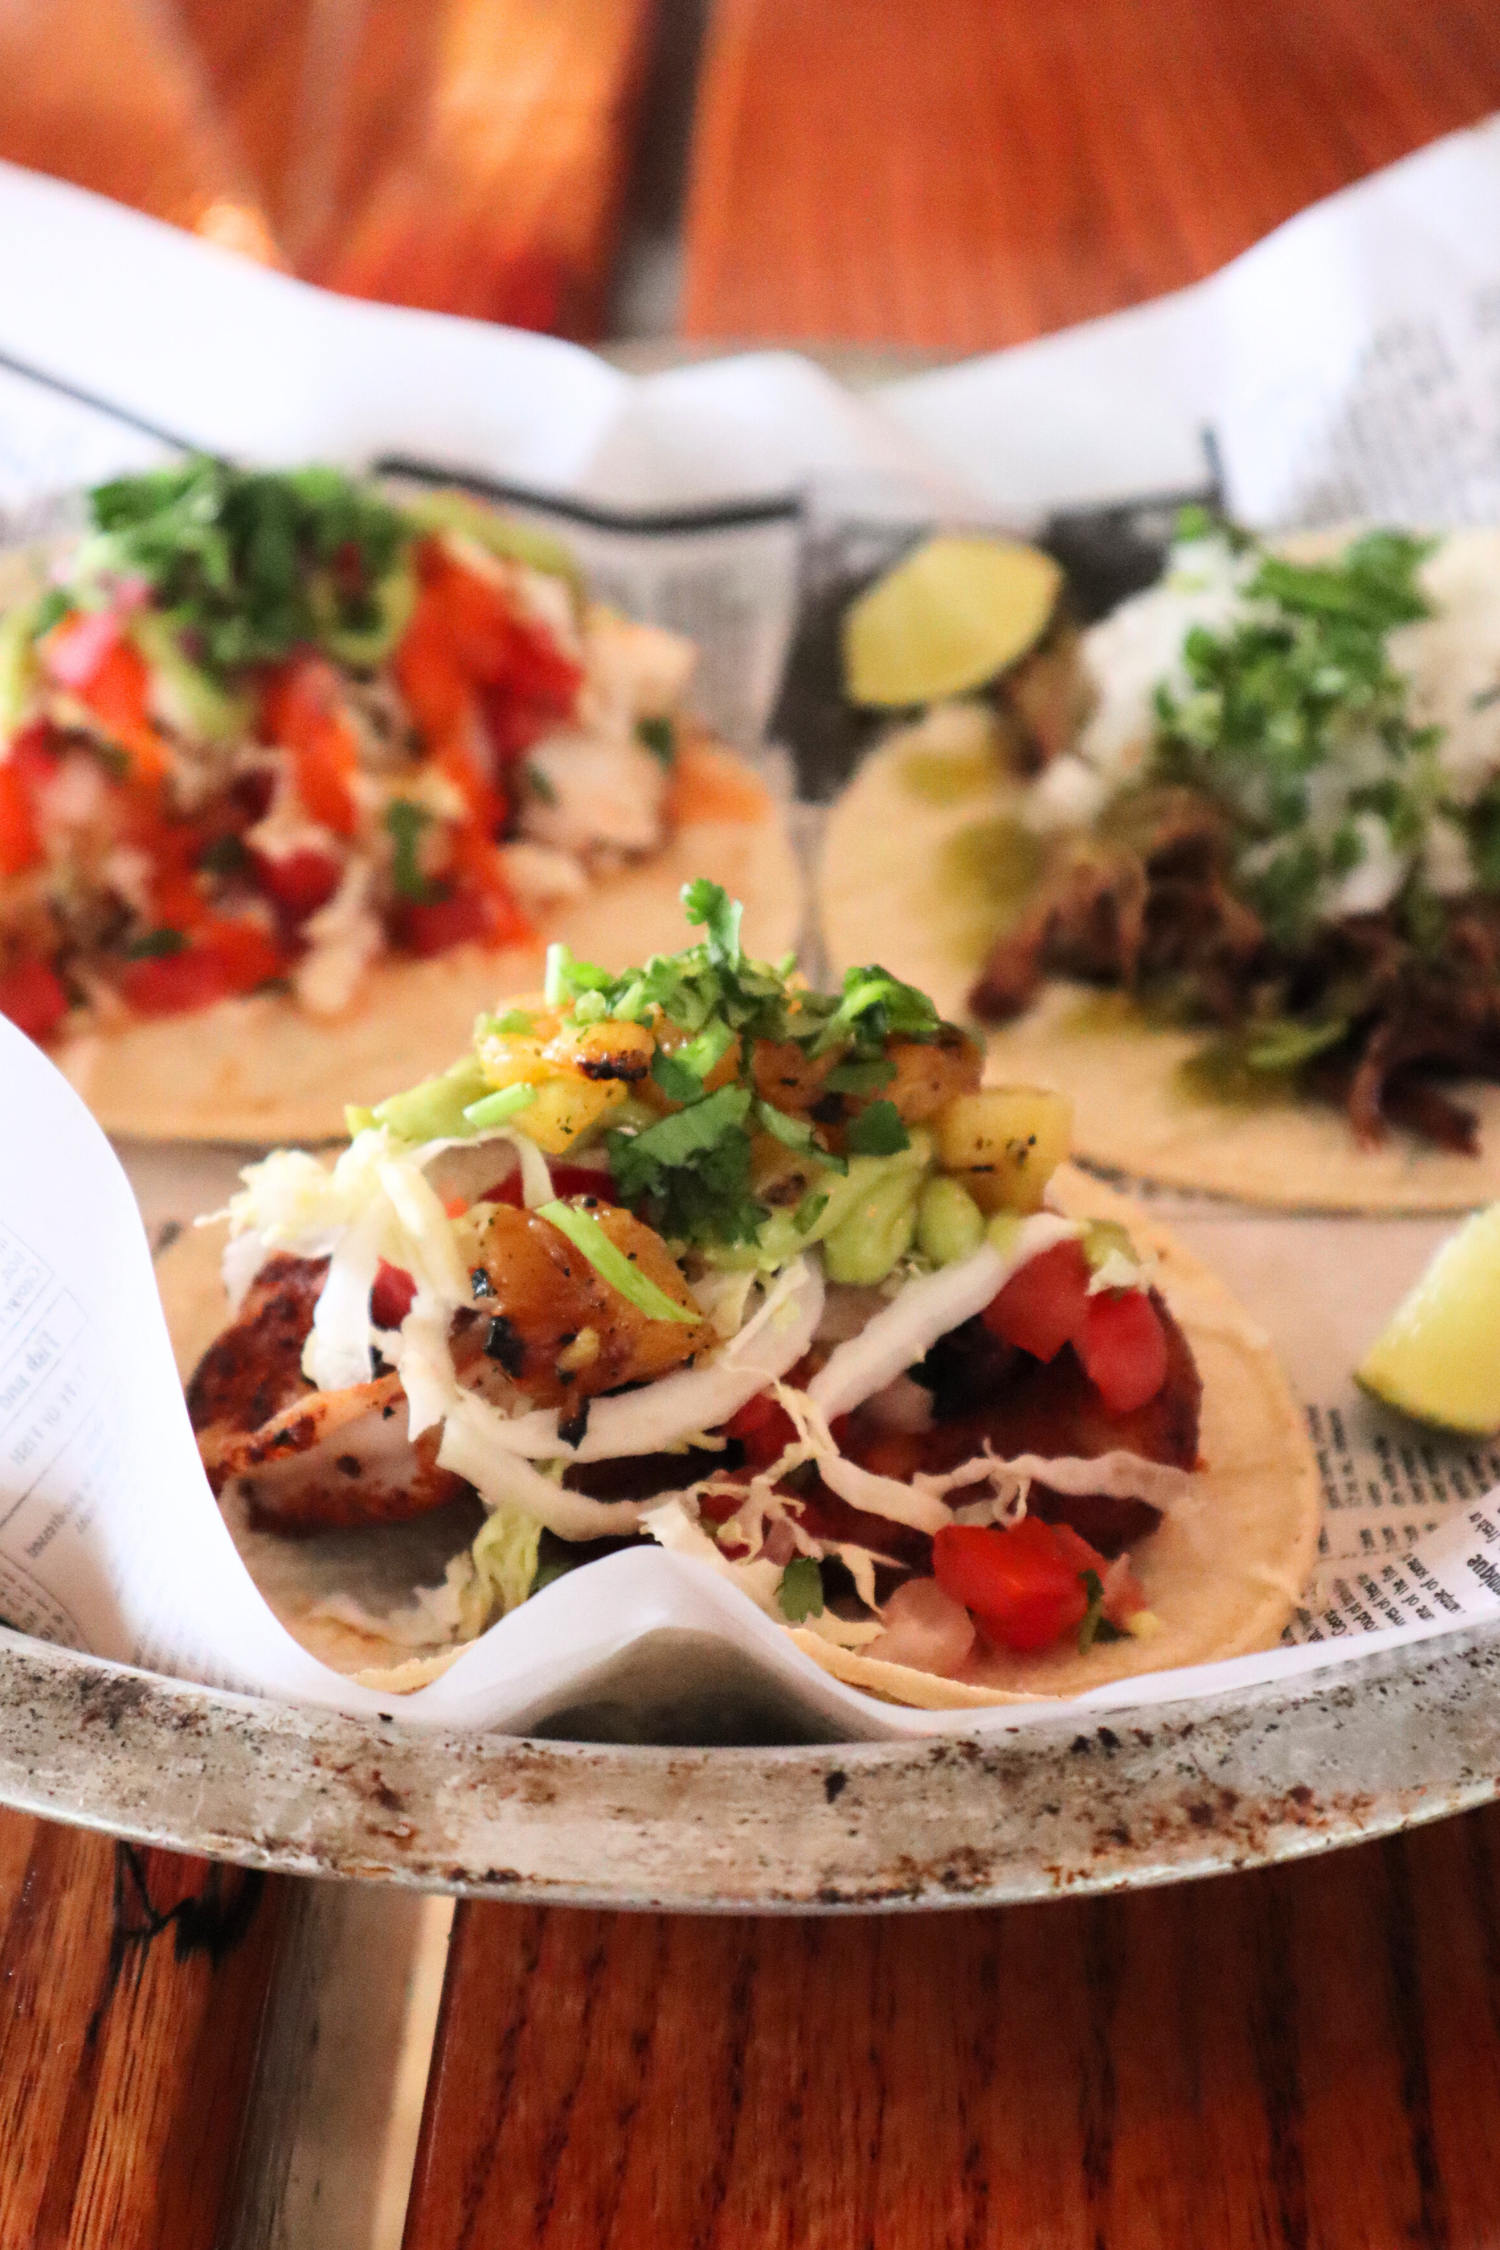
935;1086;1073;1214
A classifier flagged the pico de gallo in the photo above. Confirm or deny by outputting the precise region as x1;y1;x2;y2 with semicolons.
186;883;1199;1678
0;459;695;1043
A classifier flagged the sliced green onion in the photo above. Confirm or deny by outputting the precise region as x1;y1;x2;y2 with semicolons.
463;1082;539;1130
537;1199;699;1323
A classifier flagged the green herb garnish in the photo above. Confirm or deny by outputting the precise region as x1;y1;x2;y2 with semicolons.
635;715;675;765
537;1199;700;1323
80;458;414;677
1077;1568;1124;1653
1151;527;1437;949
385;799;437;902
125;926;187;960
777;1555;825;1622
845;1100;910;1156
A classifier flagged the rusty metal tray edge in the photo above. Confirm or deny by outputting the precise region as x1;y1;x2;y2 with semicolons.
3;1620;1498;1910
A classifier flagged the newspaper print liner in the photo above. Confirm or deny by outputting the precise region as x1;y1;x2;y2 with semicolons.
155;1164;1322;1706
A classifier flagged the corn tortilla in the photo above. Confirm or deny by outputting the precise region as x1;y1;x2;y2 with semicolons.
820;729;1500;1212
61;741;798;1141
156;1163;1320;1703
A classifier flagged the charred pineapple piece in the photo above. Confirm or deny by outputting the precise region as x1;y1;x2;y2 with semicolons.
464;1201;708;1407
881;1029;983;1124
935;1086;1073;1214
475;1006;656;1153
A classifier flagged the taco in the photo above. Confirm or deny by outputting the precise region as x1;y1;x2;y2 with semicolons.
821;518;1500;1211
0;460;794;1140
157;881;1319;1706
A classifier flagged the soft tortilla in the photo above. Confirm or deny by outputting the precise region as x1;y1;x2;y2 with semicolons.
59;740;799;1142
791;1163;1321;1706
155;1163;1320;1704
820;728;1500;1212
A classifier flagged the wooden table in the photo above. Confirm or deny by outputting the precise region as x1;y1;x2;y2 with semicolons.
402;1805;1500;2247
0;0;658;336
682;0;1500;352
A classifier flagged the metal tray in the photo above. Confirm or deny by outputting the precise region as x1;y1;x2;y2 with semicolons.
6;1620;1498;1909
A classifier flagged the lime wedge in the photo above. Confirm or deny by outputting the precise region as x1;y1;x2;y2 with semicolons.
1356;1203;1500;1434
843;535;1063;709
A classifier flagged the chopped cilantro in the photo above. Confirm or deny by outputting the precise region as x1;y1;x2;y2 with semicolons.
824;1054;896;1095
608;1082;763;1245
125;926;187;960
385;799;436;901
1240;1016;1349;1072
634;715;675;765
1151;527;1438;948
197;833;248;877
526;762;558;805
793;1190;830;1234
537;883;956;1250
32;586;70;636
777;1555;824;1622
80;458;413;677
845;1100;910;1156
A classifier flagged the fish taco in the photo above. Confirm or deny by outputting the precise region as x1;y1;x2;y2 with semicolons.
0;460;794;1139
821;518;1500;1210
158;883;1319;1706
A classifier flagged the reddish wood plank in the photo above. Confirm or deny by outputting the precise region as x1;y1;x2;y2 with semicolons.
298;0;659;337
0;1809;291;2249
683;0;1500;351
0;0;279;259
405;1804;1500;2249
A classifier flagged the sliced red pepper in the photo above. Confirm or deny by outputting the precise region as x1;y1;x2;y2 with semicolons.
75;636;170;784
0;958;69;1042
260;659;359;837
0;757;41;877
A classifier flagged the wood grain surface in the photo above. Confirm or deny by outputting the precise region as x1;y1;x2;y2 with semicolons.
0;0;279;258
0;1808;289;2249
0;0;657;334
405;1802;1500;2249
682;0;1500;351
296;0;658;334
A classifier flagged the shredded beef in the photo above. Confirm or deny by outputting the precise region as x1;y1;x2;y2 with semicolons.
970;783;1500;1152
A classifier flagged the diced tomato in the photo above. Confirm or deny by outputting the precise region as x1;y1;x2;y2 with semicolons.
260;660;359;837
0;758;41;877
251;846;342;921
0;958;69;1042
370;1260;417;1329
119;918;282;1016
1078;1288;1169;1413
982;1239;1094;1362
393;887;492;958
932;1518;1094;1653
722;1391;798;1471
